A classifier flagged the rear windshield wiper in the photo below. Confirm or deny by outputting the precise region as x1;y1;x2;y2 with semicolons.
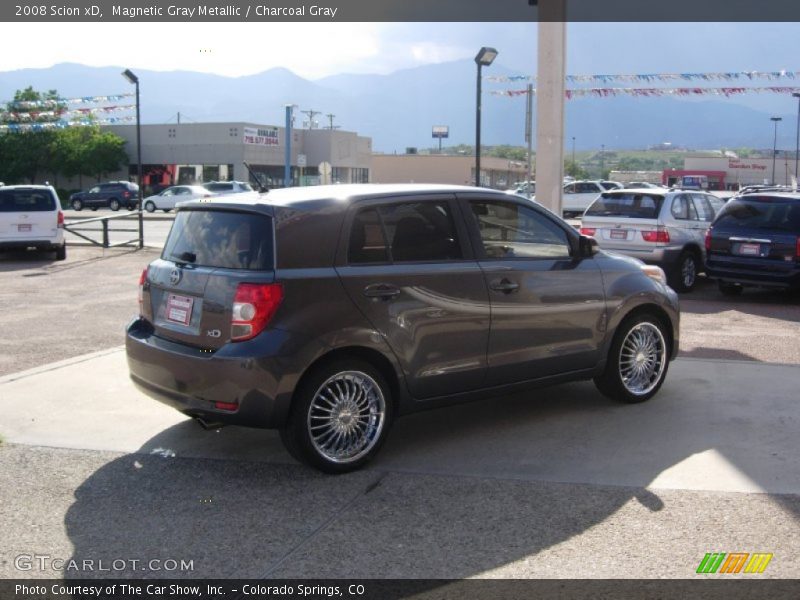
171;251;196;264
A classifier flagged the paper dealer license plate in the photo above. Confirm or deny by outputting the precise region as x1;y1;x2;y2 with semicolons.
166;293;194;326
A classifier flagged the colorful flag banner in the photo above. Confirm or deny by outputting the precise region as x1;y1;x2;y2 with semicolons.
490;86;800;99
488;70;800;84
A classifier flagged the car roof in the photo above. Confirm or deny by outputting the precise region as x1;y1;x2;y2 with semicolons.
0;184;55;190
733;191;800;201
180;183;504;212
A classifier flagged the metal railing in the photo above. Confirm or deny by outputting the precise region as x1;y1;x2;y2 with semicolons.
63;211;142;248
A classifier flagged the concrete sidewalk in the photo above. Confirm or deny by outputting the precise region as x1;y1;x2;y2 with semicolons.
1;351;799;580
1;349;798;495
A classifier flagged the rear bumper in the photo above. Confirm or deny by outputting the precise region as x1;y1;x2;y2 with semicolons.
706;262;800;289
601;246;683;267
126;317;324;429
0;238;64;251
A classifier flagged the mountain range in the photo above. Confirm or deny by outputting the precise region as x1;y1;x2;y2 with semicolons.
1;61;798;153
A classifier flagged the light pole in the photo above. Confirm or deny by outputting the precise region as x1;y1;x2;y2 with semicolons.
793;92;800;181
122;69;143;249
571;136;576;175
474;47;498;187
284;104;296;187
770;116;782;185
600;144;605;178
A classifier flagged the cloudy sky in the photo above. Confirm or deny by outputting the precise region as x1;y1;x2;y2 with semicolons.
2;22;799;80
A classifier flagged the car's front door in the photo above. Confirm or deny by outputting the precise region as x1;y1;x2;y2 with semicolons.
463;196;607;385
336;196;490;399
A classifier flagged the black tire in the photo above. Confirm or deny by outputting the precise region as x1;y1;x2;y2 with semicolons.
54;245;66;261
144;201;156;213
71;199;83;211
718;281;743;296
280;359;393;474
594;312;671;404
163;209;171;213
670;250;698;293
109;198;120;211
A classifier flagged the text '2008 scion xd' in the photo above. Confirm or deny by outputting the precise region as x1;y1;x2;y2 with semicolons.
126;184;680;473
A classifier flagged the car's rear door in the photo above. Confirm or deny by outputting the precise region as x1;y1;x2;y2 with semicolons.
142;207;275;351
708;196;800;276
463;195;606;385
336;195;490;399
0;188;57;241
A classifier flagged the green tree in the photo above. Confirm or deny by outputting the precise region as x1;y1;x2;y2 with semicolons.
1;87;129;185
565;159;589;179
83;128;129;180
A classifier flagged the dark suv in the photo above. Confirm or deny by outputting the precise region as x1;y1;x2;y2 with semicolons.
126;184;680;473
705;192;800;294
70;181;139;211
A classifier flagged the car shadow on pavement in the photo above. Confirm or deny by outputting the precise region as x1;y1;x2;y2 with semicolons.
61;367;800;579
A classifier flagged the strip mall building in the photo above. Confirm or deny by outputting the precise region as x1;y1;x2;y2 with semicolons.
663;153;799;190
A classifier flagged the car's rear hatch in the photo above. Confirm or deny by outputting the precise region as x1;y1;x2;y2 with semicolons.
0;188;58;240
142;206;275;350
580;191;667;252
707;196;800;275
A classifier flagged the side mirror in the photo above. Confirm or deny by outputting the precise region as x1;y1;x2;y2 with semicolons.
579;234;599;257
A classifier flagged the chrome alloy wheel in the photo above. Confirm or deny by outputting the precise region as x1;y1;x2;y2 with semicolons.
618;322;667;397
307;371;386;464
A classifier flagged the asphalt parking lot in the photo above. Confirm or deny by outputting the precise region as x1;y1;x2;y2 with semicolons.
0;246;799;582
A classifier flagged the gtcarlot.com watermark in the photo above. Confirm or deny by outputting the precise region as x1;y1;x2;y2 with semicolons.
15;554;194;573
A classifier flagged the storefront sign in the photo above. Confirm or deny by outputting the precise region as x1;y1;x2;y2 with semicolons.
243;126;279;146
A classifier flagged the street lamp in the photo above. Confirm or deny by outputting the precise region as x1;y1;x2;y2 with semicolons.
121;68;143;249
600;144;605;177
770;116;782;185
474;46;498;187
793;93;800;181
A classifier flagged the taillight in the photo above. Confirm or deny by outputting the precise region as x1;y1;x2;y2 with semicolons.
231;283;283;342
123;191;130;198
214;401;239;411
705;228;712;251
57;211;64;228
796;236;800;259
579;227;596;236
641;227;670;243
138;267;148;315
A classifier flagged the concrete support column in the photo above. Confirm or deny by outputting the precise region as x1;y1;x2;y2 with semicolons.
535;5;567;215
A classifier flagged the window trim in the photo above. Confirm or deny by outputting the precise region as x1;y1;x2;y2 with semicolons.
461;195;577;261
340;194;474;267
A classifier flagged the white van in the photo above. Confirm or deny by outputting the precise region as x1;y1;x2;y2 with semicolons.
0;184;66;260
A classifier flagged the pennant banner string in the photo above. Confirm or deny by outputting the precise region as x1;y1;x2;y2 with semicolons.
488;70;799;84
490;86;800;99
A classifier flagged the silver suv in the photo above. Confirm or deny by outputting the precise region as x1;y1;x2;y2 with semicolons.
580;188;718;292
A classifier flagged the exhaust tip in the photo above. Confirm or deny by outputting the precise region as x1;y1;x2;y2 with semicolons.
194;416;225;430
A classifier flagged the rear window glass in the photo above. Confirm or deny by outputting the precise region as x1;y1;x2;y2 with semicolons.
203;183;232;192
584;193;664;219
163;210;273;270
0;189;56;212
715;198;800;232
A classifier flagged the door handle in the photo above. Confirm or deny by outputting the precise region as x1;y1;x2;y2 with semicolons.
489;278;520;294
363;283;401;300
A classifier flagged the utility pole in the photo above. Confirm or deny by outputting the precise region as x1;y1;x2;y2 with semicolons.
177;112;181;124
301;109;320;129
525;83;534;198
326;113;340;130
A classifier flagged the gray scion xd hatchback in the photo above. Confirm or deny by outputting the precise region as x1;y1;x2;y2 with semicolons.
126;184;680;473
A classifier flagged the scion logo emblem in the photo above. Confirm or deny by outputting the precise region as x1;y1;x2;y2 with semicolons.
206;330;221;338
169;269;181;285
